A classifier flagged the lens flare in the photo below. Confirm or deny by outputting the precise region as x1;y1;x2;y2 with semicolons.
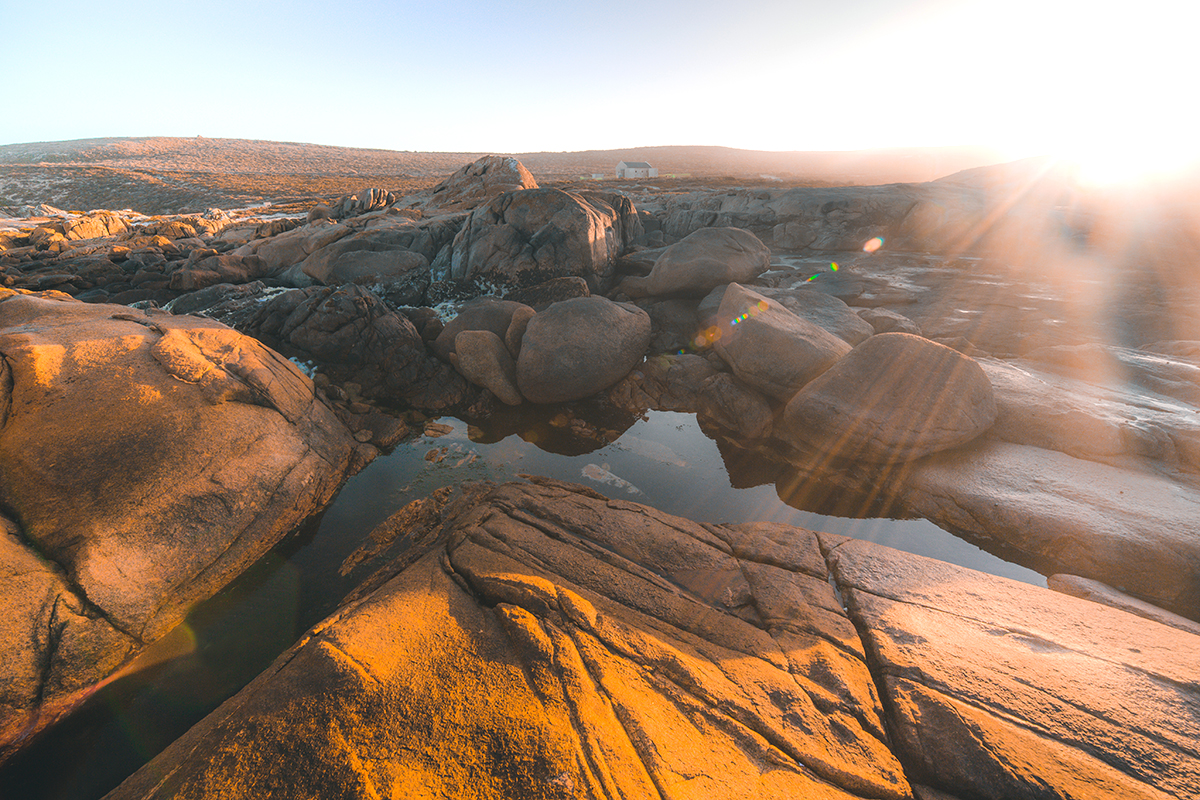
863;237;884;253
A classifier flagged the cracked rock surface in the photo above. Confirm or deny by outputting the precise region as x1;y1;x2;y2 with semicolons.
0;289;363;762
106;478;1199;799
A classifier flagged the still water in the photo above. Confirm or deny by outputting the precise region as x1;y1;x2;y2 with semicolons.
1;408;1043;800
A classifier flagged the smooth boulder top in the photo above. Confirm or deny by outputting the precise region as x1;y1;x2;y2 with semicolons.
0;289;360;763
516;296;652;404
713;282;852;401
422;154;539;212
782;332;998;463
618;226;771;298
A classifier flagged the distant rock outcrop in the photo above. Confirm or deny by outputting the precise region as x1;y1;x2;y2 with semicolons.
417;154;539;212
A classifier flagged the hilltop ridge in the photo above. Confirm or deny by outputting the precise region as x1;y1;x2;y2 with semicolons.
0;137;1009;214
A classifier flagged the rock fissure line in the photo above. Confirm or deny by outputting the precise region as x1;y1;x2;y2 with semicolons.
0;496;142;643
557;620;685;800
0;352;12;428
505;608;641;800
497;505;694;600
819;540;916;792
575;592;868;795
31;596;66;709
839;580;1197;795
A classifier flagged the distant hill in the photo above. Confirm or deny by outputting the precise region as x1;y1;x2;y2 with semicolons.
0;136;1011;214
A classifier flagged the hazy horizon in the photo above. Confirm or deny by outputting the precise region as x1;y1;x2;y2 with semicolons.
2;0;1192;183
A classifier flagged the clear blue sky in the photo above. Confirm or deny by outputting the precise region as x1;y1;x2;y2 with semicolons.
1;0;1192;174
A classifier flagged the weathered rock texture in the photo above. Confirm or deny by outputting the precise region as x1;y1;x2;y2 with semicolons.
0;289;361;762
106;479;911;800
449;189;642;293
901;440;1200;618
107;479;1200;800
826;534;1200;800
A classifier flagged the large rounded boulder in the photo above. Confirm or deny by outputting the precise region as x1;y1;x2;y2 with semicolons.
781;332;998;463
516;296;652;403
713;283;852;401
619;226;771;298
448;189;642;294
0;289;361;761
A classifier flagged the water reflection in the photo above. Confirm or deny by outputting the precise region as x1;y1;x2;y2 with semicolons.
1;406;1043;800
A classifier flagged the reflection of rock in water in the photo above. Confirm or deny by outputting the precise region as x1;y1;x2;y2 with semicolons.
581;463;643;495
463;397;640;457
707;422;910;518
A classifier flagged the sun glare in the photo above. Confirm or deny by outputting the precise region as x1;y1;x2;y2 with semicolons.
1061;138;1199;187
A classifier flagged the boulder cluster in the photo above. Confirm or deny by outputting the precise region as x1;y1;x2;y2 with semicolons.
1;153;1198;798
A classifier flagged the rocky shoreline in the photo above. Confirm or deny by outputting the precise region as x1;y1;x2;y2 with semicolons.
1;153;1198;798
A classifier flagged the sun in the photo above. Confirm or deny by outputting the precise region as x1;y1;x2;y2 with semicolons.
1055;135;1199;188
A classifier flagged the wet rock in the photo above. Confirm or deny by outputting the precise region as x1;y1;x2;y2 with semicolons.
697;372;775;440
516;296;652;404
617;226;771;298
607;352;721;413
979;356;1200;470
0;289;360;761
503;275;590;311
714;283;852;401
106;479;910;800
244;284;469;411
781;333;997;463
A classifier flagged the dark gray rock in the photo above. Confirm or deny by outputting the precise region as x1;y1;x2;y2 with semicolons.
516;296;652;403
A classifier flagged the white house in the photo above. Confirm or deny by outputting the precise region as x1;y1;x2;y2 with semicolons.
615;161;658;179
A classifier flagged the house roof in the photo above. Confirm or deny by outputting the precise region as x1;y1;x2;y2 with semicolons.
618;161;653;168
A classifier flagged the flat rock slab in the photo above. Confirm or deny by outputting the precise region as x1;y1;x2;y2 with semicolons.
824;534;1200;800
981;355;1200;471
901;439;1200;617
107;479;911;800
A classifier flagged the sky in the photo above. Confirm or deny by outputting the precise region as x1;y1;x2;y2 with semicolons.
1;0;1195;178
